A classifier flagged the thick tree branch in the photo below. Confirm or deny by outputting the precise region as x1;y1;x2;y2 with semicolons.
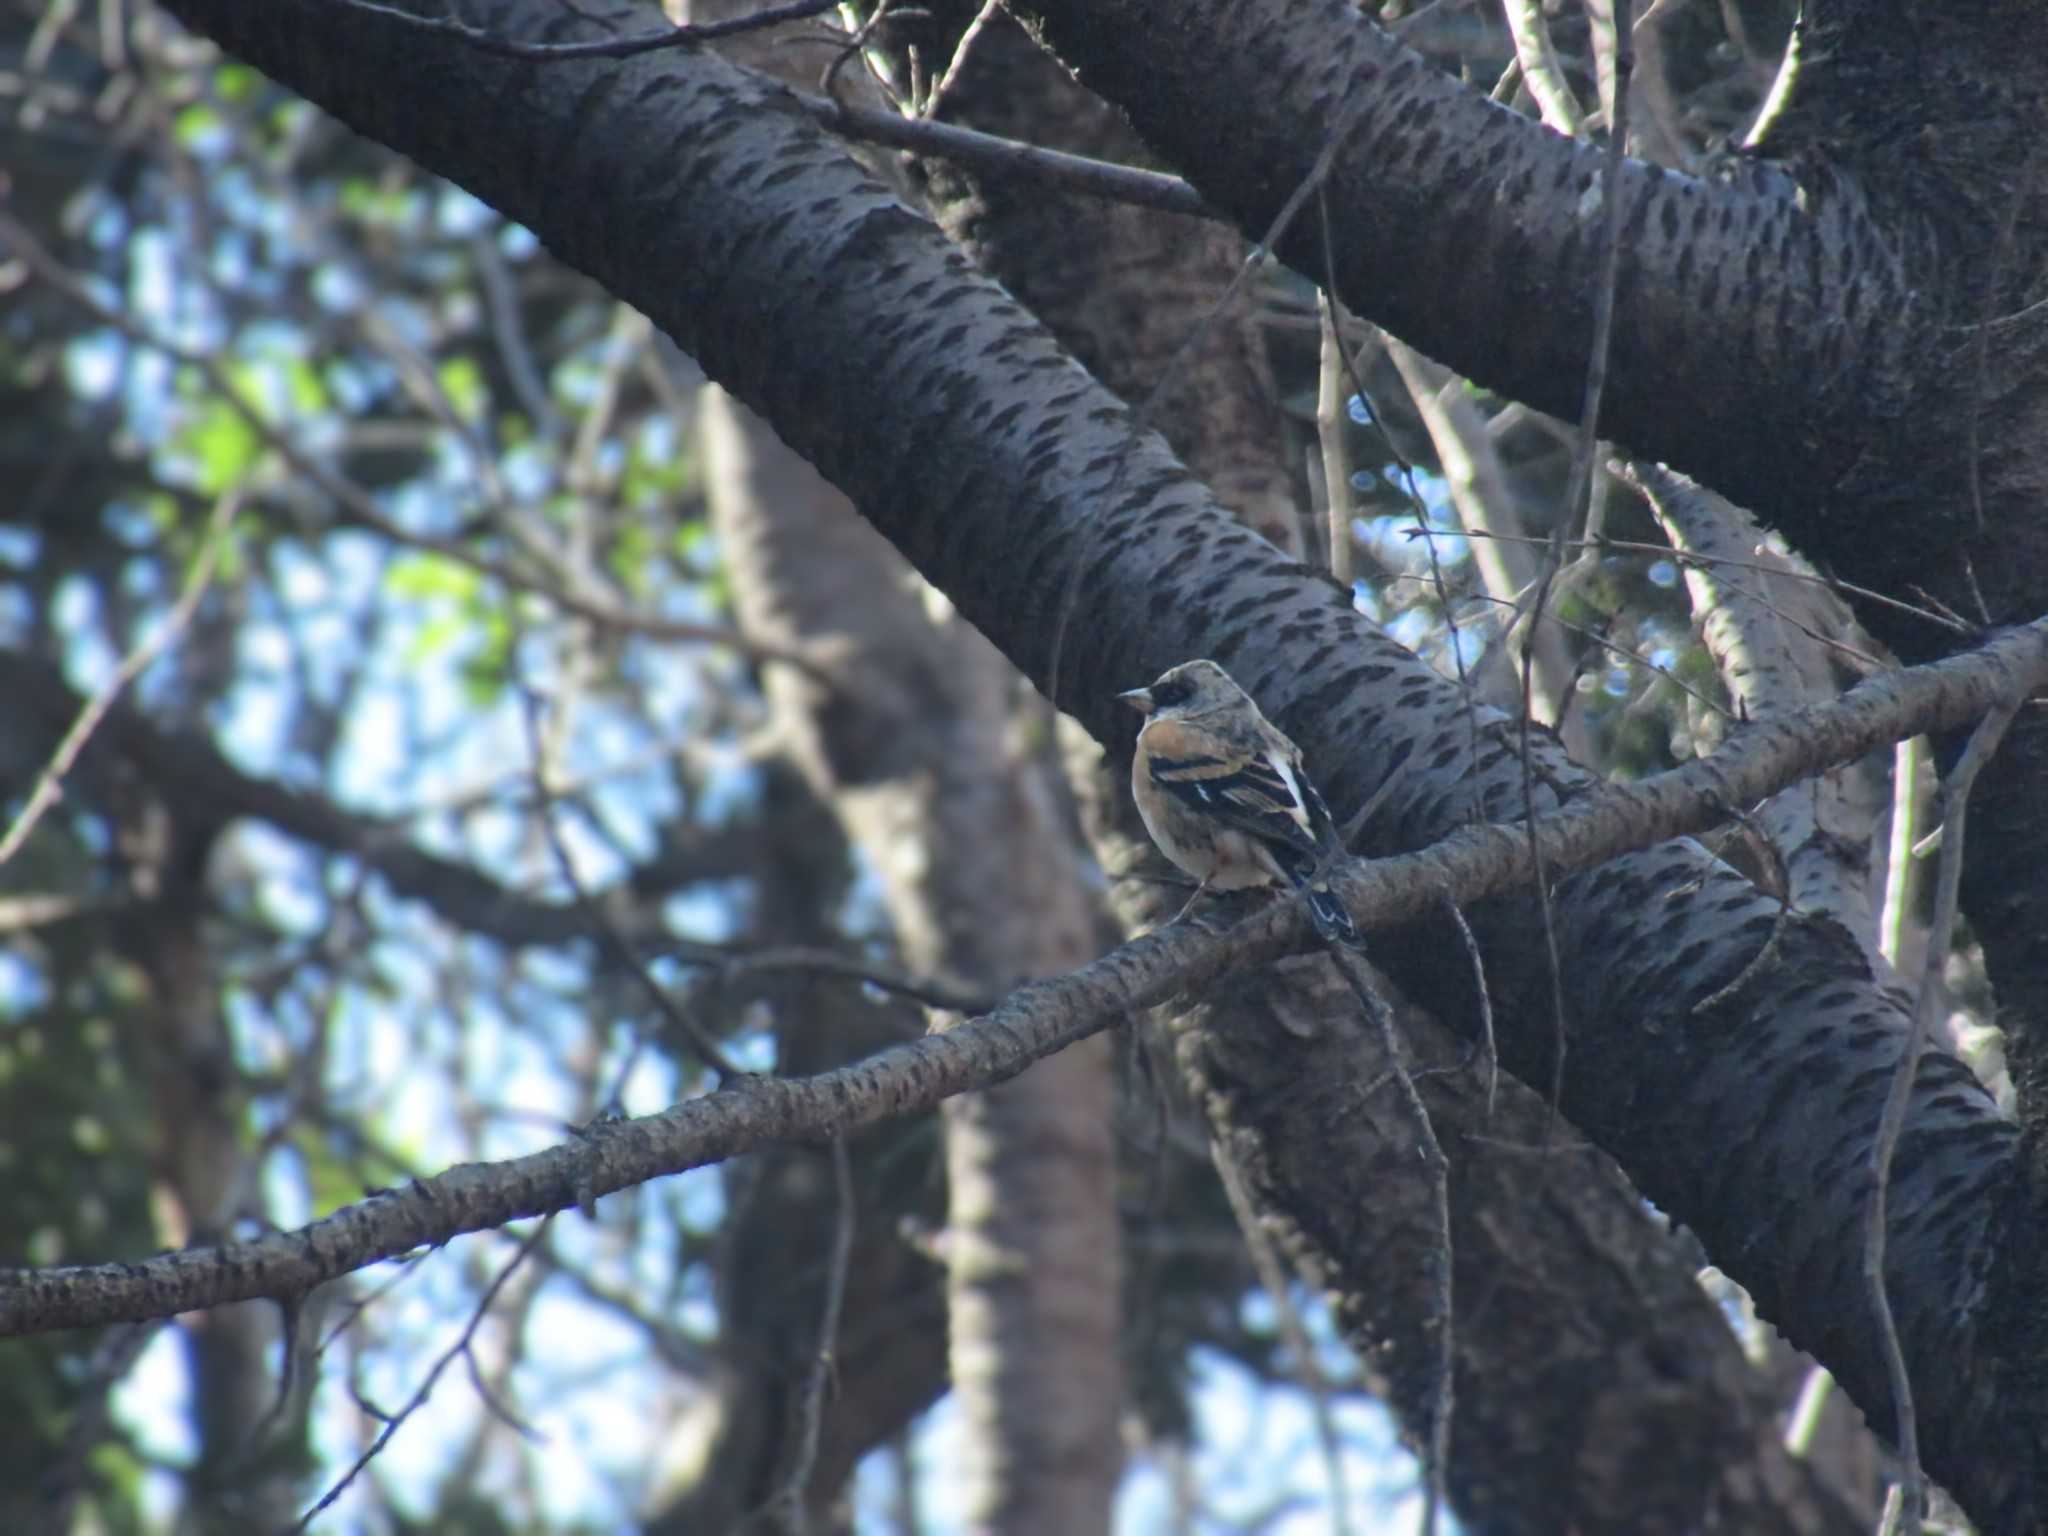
1001;0;1925;530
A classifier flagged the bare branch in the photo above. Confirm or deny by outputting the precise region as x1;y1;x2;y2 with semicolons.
1329;949;1451;1535
1630;461;1893;952
0;492;238;870
287;1222;550;1532
0;208;823;682
0;650;748;948
518;674;746;1081
1501;0;1584;135
761;1137;854;1535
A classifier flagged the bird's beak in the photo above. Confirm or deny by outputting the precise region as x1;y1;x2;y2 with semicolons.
1118;686;1156;715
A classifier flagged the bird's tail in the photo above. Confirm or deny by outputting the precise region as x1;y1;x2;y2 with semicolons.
1301;873;1358;947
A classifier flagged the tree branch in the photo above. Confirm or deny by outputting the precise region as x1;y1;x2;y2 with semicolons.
0;651;746;948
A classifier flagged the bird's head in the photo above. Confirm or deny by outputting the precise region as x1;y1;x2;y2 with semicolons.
1118;658;1248;719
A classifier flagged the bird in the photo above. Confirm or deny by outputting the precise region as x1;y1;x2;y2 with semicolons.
1119;659;1358;945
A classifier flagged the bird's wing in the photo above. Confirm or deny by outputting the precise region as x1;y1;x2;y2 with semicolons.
1141;719;1335;872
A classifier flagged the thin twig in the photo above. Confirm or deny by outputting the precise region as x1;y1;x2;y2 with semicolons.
706;943;997;1013
1317;279;1357;585
470;230;562;440
763;1136;855;1535
0;210;827;684
1517;0;1634;1126
1383;339;1578;740
0;491;239;870
1558;0;1634;533
817;0;910;101
1501;0;1584;135
1045;86;1375;708
797;89;1210;219
920;0;1004;118
289;1221;550;1533
1782;1363;1835;1457
1877;738;1924;969
1331;322;1480;763
1964;139;2044;531
1449;526;1974;639
1441;900;1497;1114
356;500;832;682
1516;628;1571;1127
1389;579;1737;723
517;679;746;1082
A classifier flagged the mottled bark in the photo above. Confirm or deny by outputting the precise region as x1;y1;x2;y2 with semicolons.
1639;466;1890;961
1000;0;2048;607
1183;961;1872;1535
904;11;1301;559
678;5;1128;1510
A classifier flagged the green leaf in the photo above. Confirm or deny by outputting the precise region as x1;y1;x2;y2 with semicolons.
297;1128;405;1216
607;518;657;596
386;551;483;603
216;62;262;103
459;610;514;705
437;356;486;422
173;103;224;150
182;397;261;494
406;609;469;667
284;356;328;415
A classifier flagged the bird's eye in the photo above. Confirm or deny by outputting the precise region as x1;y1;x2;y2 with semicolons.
1153;678;1191;707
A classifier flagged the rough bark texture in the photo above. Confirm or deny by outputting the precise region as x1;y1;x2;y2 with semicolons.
1183;962;1872;1536
1641;466;1891;964
146;0;2048;1525
1003;0;1928;527
905;12;1302;559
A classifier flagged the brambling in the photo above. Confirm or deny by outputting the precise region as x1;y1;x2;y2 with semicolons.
1119;659;1358;945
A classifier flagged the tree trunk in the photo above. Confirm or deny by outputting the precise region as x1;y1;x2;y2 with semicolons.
702;389;1124;1534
